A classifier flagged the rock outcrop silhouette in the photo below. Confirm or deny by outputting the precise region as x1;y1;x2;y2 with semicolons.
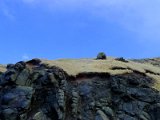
0;58;160;120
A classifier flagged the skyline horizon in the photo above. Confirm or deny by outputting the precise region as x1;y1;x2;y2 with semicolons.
0;0;160;64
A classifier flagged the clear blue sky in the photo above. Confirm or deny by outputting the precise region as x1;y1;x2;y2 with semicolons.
0;0;160;64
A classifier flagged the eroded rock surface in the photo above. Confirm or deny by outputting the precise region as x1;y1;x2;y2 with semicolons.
0;60;160;120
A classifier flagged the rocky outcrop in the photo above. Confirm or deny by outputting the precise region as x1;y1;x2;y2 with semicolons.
0;59;160;120
132;58;160;67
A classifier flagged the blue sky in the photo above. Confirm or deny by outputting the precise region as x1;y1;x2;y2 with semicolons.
0;0;160;64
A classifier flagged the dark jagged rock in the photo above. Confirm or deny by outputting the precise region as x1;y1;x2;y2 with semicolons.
115;57;128;63
0;60;160;120
14;61;26;71
149;103;160;120
0;86;34;120
131;58;160;67
26;58;41;65
6;64;14;70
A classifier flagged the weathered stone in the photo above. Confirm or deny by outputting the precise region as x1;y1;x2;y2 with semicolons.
2;86;34;110
71;90;79;117
89;102;95;110
118;113;137;120
6;64;14;70
26;58;41;65
60;80;67;90
79;83;92;97
20;113;27;120
3;69;17;83
14;61;26;71
72;91;79;98
139;111;151;120
111;78;127;94
102;107;114;118
95;101;102;108
48;73;58;87
149;103;160;120
138;115;148;120
95;110;110;120
33;111;49;120
57;89;65;109
115;57;128;63
0;60;160;120
16;68;30;86
118;101;138;116
127;88;157;103
2;108;18;120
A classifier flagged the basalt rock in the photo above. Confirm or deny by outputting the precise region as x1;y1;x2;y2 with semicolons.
0;61;160;120
26;58;41;66
115;57;128;63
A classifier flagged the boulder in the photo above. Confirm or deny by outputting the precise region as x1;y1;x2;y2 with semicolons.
2;108;18;120
149;103;160;120
1;86;34;110
32;111;50;120
95;110;110;120
26;58;41;65
16;68;30;86
115;57;128;63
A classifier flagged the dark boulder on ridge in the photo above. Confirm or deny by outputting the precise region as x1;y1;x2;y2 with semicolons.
26;58;41;65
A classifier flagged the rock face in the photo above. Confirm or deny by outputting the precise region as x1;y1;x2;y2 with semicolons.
131;58;160;67
0;60;160;120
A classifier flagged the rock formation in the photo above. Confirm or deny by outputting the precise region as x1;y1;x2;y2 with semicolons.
0;58;160;120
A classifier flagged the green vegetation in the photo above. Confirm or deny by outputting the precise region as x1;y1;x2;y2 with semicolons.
96;52;107;60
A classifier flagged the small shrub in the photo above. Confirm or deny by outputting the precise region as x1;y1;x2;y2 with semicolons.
96;52;107;60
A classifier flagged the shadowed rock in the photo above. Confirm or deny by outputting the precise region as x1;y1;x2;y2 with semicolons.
0;60;160;120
